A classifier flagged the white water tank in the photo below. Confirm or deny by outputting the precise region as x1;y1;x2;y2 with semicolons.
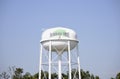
41;27;78;53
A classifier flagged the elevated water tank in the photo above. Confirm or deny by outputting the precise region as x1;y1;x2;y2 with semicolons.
41;27;78;52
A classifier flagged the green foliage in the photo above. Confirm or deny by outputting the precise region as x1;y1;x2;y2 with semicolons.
0;72;10;79
33;72;39;79
13;68;23;79
1;67;100;79
116;72;120;79
111;72;120;79
2;66;120;79
23;72;32;79
81;69;99;79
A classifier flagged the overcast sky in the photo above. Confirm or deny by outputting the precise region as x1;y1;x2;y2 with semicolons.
0;0;120;79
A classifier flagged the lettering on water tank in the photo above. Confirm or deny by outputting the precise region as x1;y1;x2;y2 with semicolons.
50;29;70;38
50;32;69;37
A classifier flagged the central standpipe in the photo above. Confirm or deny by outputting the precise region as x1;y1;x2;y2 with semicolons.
57;41;72;79
58;54;62;79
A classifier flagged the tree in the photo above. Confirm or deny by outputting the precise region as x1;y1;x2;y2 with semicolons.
51;73;58;79
80;69;100;79
81;69;86;79
1;66;101;79
33;72;39;79
116;72;120;79
13;68;23;79
91;74;94;79
23;72;32;79
0;72;10;79
95;76;100;79
111;72;120;79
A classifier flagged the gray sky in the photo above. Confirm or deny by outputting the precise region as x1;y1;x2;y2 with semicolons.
0;0;120;79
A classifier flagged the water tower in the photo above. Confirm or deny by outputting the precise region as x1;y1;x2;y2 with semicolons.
39;27;81;79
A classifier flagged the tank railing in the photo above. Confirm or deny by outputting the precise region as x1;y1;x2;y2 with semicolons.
40;39;79;43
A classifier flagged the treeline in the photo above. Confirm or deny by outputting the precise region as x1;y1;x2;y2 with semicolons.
0;66;120;79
